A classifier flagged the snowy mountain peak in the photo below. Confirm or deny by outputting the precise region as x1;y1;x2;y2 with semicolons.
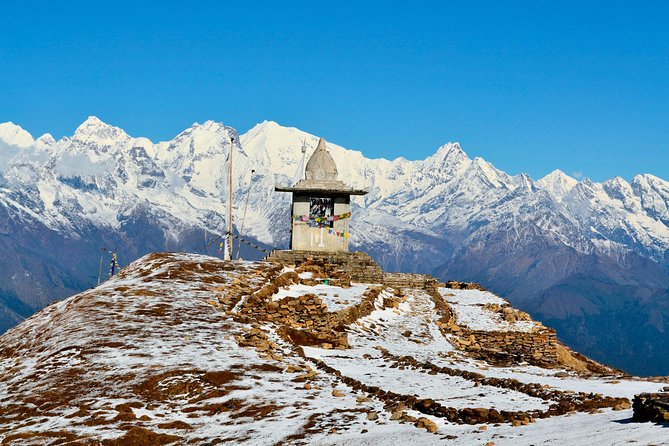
171;120;238;156
468;156;509;188
0;122;35;148
536;169;578;201
430;142;468;162
240;121;318;175
36;133;56;145
604;176;631;189
253;120;283;131
73;116;129;145
602;176;635;203
244;120;311;148
423;142;472;180
540;169;575;183
192;120;230;133
633;173;669;189
630;174;669;225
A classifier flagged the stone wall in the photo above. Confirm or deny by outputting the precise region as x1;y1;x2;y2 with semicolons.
382;272;439;291
266;250;446;291
632;392;669;422
443;281;488;291
430;287;558;367
305;349;630;427
234;265;394;349
454;329;558;366
266;250;383;283
265;252;559;367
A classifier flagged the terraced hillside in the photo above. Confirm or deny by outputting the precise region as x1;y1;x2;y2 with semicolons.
0;253;667;445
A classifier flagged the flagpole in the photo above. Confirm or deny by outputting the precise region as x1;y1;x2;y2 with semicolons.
228;136;234;260
97;247;108;286
236;169;255;260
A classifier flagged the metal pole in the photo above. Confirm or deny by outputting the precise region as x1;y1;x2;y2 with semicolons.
228;136;234;260
236;169;255;260
97;247;108;286
97;252;104;286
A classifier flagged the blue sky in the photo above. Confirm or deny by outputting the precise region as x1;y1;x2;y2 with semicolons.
1;1;667;182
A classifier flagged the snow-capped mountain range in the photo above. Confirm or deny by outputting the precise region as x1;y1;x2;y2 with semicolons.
0;117;668;375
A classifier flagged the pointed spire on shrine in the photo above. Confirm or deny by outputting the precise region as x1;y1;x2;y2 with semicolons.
305;138;338;181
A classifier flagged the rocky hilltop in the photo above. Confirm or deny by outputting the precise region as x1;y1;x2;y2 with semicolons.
1;253;667;445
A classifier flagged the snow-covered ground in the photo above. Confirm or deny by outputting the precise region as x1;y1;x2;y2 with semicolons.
305;347;550;412
442;288;539;332
0;253;667;445
308;409;669;446
272;283;370;311
304;286;669;445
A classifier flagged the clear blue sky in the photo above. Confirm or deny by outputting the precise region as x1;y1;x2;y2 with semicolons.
1;1;667;182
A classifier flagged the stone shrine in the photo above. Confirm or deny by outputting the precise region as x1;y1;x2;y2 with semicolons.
275;137;367;252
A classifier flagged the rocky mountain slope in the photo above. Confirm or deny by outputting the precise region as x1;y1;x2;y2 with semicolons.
0;118;668;375
1;253;667;445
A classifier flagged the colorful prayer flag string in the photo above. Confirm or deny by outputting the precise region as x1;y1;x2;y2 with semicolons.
293;211;351;223
327;228;350;238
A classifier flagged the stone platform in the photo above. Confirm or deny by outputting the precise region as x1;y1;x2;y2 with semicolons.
267;250;561;367
266;250;384;283
382;272;440;291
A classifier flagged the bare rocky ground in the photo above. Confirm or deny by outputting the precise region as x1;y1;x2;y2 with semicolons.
0;253;667;445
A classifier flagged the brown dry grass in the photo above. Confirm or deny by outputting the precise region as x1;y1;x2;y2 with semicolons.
101;427;181;445
133;303;172;318
555;343;621;375
555;344;590;373
0;431;91;444
230;404;281;420
132;289;160;297
202;370;236;386
156;420;193;430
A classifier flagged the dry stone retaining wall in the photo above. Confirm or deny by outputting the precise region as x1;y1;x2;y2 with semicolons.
457;328;558;366
443;281;488;291
266;250;383;283
267;250;441;291
303;349;630;427
632;392;669;422
431;286;558;367
265;251;559;367
382;272;439;291
234;265;394;349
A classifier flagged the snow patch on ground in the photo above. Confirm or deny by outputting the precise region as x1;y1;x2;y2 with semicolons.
272;283;370;312
441;288;538;332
